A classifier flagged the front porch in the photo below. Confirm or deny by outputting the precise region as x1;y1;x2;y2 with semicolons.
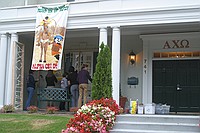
0;1;199;113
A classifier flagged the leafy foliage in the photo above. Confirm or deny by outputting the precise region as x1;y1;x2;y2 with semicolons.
92;43;112;100
88;98;121;115
1;104;15;113
27;105;38;113
46;106;58;114
62;98;121;133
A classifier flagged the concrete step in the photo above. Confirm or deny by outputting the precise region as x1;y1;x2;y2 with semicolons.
110;114;200;133
110;129;200;133
116;114;199;124
112;121;199;132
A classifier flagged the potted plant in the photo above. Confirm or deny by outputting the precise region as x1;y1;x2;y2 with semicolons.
119;88;127;110
27;106;38;113
46;106;58;114
1;104;15;113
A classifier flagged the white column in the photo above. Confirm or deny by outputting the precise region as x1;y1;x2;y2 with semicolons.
5;33;18;105
142;42;148;104
99;27;107;46
111;26;120;105
0;34;8;108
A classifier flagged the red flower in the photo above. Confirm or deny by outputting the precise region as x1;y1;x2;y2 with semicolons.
62;98;121;133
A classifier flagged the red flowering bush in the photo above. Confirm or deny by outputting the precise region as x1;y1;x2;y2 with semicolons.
62;98;121;133
46;106;58;114
27;106;38;113
87;98;121;115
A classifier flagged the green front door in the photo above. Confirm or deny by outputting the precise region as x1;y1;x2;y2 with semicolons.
153;60;200;112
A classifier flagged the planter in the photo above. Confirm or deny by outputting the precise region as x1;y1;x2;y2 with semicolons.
119;96;127;109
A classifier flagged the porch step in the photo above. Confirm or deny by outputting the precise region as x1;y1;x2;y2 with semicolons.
110;114;200;133
115;114;199;124
110;129;199;133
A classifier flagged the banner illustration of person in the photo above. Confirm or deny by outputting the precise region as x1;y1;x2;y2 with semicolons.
31;4;69;70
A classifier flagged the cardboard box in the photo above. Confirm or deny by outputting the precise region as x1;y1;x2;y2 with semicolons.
144;104;155;114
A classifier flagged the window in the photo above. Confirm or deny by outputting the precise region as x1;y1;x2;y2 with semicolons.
153;51;200;58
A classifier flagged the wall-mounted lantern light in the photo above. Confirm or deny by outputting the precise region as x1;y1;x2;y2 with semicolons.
129;51;136;65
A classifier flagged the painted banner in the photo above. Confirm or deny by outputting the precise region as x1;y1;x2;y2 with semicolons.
31;4;69;70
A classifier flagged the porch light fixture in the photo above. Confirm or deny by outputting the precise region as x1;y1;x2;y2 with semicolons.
129;51;136;65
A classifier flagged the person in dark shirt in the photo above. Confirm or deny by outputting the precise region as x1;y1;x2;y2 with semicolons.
46;70;58;87
45;70;58;106
77;64;92;108
68;66;79;108
25;70;36;110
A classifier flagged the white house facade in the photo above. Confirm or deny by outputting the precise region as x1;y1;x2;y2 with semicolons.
0;0;199;112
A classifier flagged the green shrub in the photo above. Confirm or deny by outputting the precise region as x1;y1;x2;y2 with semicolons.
92;42;112;100
1;104;15;113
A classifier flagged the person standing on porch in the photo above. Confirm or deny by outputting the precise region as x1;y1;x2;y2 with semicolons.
77;64;92;108
68;66;79;108
59;72;68;110
25;70;36;110
45;70;58;106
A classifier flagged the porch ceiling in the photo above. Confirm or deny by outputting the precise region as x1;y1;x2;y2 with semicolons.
20;21;199;47
21;21;199;38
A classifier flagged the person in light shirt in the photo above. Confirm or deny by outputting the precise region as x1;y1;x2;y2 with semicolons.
59;72;68;110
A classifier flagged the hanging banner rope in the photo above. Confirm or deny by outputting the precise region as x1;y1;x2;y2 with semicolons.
31;4;69;70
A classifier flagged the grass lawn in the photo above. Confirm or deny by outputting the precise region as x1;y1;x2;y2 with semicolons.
0;113;73;133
